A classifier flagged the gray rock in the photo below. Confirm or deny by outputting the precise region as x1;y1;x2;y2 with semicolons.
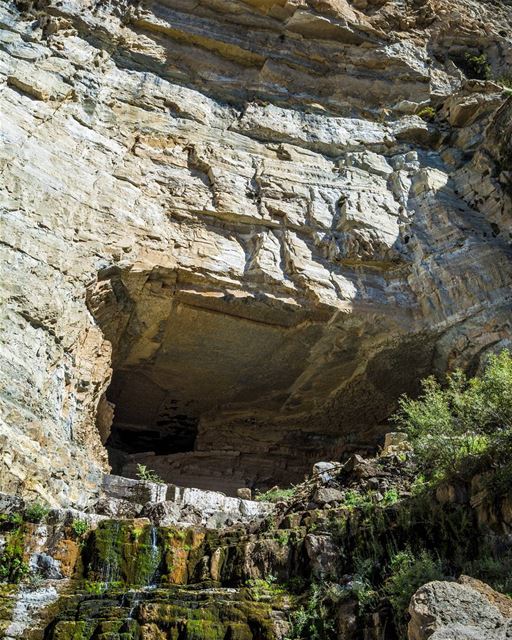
142;501;181;527
408;580;509;640
29;553;62;580
313;487;344;505
304;534;339;579
94;496;143;518
102;475;167;504
0;492;24;514
430;623;510;640
312;461;339;484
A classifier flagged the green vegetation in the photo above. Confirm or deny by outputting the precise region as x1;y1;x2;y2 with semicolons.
71;519;89;538
497;75;512;89
285;584;336;640
24;501;49;523
417;106;436;121
463;52;491;79
246;574;287;601
83;580;108;595
394;350;512;490
136;464;164;484
0;513;23;527
384;549;444;636
382;487;400;506
255;487;296;503
0;527;29;583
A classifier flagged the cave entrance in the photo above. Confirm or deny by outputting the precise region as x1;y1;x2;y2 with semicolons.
105;368;199;464
89;265;432;495
89;266;336;494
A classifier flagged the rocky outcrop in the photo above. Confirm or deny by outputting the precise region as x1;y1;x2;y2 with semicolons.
1;0;512;504
408;578;512;640
98;474;274;527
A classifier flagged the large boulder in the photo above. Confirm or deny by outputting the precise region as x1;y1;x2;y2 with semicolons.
408;578;512;640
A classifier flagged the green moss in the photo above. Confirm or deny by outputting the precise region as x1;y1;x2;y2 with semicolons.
417;106;436;121
83;521;162;586
50;620;96;640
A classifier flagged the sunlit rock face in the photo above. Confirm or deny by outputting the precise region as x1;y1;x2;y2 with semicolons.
1;0;512;502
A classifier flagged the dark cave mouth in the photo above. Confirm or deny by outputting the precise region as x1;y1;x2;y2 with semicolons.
89;267;437;493
104;367;201;474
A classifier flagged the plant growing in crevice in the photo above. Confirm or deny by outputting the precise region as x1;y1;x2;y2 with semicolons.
24;501;49;523
246;574;287;601
71;519;89;538
417;106;436;121
0;527;29;583
136;464;164;484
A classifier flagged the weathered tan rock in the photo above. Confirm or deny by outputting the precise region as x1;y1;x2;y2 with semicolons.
0;0;511;505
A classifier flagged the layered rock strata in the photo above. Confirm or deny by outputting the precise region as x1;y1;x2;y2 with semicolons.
1;0;512;503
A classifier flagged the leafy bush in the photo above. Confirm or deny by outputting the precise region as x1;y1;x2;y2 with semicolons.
24;501;49;523
462;546;512;596
384;549;445;636
382;488;400;507
497;75;512;89
286;584;336;640
136;464;164;484
0;528;29;583
71;519;89;537
84;580;108;595
393;350;512;485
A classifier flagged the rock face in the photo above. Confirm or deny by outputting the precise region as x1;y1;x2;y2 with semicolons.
1;0;512;504
408;578;512;640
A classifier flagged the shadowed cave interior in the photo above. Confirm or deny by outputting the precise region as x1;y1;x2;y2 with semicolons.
90;268;432;495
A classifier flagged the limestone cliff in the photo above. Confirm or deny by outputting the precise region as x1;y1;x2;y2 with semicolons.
1;0;511;505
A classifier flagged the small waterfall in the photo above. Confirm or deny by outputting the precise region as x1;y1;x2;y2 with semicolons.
148;525;160;586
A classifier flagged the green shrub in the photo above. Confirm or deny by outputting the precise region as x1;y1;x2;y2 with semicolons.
342;489;373;510
384;549;445;636
83;580;108;595
24;502;49;523
286;584;336;640
393;350;512;484
135;464;164;484
497;75;512;89
382;488;400;507
0;528;29;583
0;512;23;527
462;547;512;596
71;519;89;537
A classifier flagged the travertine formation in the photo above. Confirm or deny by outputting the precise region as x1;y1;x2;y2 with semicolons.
1;0;511;504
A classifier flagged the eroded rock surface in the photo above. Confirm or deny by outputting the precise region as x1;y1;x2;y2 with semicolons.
408;579;512;640
1;0;512;504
